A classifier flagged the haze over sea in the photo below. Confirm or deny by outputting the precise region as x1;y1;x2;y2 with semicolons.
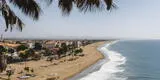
80;40;160;80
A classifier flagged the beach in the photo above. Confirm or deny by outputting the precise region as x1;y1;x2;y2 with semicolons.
0;41;108;80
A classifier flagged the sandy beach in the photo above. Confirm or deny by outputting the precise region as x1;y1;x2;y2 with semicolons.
0;41;107;80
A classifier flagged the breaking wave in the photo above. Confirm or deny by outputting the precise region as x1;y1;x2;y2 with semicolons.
79;41;127;80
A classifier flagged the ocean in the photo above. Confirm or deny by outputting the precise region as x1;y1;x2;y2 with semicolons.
79;40;160;80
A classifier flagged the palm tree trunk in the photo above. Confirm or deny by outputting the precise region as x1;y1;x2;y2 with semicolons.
0;53;7;73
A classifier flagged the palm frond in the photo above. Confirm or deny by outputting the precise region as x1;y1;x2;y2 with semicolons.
104;0;113;10
58;0;73;15
74;0;103;12
45;0;53;5
16;17;24;31
9;0;41;20
2;3;24;32
0;0;115;32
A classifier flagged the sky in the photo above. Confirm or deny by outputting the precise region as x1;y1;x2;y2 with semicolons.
1;0;160;39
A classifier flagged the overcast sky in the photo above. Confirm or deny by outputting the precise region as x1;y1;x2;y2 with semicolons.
1;0;160;39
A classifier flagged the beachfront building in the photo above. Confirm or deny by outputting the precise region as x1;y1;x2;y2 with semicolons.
28;42;34;49
77;41;82;48
43;40;56;49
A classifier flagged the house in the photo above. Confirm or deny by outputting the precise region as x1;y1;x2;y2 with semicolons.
43;40;56;49
28;42;35;49
77;41;82;48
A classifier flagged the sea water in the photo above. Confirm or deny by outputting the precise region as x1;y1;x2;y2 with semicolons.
79;40;160;80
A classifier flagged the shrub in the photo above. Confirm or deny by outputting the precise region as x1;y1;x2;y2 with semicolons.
74;48;83;56
8;48;14;53
16;44;28;52
0;45;7;53
34;42;42;51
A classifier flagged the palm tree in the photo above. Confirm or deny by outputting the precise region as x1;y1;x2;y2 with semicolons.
0;45;7;72
34;42;42;51
0;0;115;31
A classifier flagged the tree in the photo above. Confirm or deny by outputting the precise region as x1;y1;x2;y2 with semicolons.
19;51;29;69
0;0;115;31
0;45;7;53
16;44;28;52
25;49;35;57
43;48;52;56
0;45;7;72
24;67;30;73
34;42;42;51
61;43;68;54
74;48;83;56
79;48;83;53
6;67;14;80
19;52;29;60
8;48;14;54
7;48;14;63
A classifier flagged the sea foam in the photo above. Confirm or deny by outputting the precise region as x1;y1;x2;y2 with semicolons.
79;41;127;80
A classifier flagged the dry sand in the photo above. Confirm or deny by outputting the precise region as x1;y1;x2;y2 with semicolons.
0;41;106;80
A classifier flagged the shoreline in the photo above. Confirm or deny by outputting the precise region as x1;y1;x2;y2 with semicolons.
66;41;107;80
68;41;112;80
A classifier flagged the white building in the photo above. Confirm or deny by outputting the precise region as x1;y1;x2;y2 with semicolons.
28;42;34;48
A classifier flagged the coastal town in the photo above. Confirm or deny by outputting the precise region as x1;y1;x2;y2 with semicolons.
0;37;106;80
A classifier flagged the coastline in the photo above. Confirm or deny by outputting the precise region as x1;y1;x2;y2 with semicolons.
69;41;112;80
65;41;108;80
0;41;110;80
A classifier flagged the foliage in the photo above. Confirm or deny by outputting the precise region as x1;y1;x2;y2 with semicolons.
34;42;42;51
16;41;21;44
31;68;34;73
24;67;30;73
0;45;7;53
74;48;83;55
19;52;28;60
32;54;41;61
57;48;63;55
55;45;59;48
61;43;68;54
0;46;7;73
6;70;14;80
0;0;115;31
79;48;83;53
25;49;35;57
8;48;14;54
0;53;7;73
16;44;28;52
43;48;52;56
19;49;35;60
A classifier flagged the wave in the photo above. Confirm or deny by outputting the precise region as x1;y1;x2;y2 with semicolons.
79;41;127;80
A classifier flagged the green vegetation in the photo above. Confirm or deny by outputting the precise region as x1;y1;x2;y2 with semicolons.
25;49;35;57
34;42;42;51
16;44;28;52
0;45;7;53
6;70;12;80
8;48;14;54
74;48;83;56
60;43;68;55
19;52;29;60
43;48;52;56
